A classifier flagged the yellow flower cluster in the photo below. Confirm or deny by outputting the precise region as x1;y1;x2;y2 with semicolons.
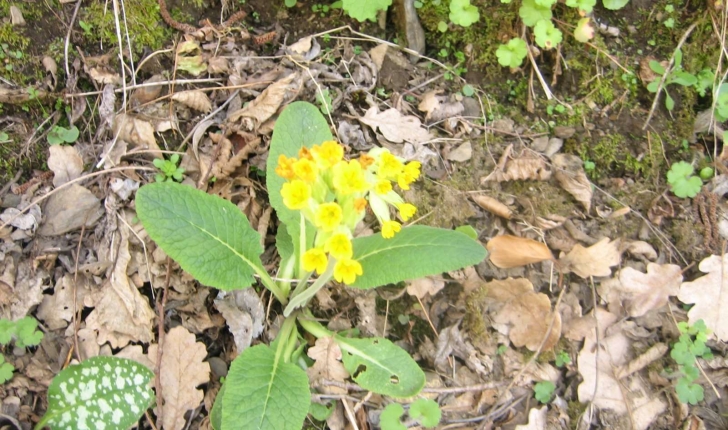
276;141;421;284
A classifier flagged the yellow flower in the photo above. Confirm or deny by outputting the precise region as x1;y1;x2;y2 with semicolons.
397;161;421;190
315;202;343;232
298;147;313;160
275;155;296;180
334;258;363;284
312;140;344;168
333;160;368;195
379;152;404;179
292;158;318;183
381;220;401;238
303;248;328;274
397;203;417;221
374;179;392;195
281;180;311;210
325;233;353;260
354;197;368;213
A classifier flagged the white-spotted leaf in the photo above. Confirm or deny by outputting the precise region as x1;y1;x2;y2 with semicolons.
335;336;425;398
136;182;265;291
351;226;487;289
36;356;154;430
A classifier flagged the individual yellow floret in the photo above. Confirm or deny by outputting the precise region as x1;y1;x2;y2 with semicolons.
302;248;328;275
292;158;318;183
378;152;404;179
298;147;313;160
315;202;343;232
354;198;368;213
275;155;296;180
381;220;401;238
334;258;363;284
359;153;375;169
281;180;311;210
333;160;368;195
374;179;393;195
324;233;353;260
311;140;344;168
397;161;421;190
397;203;417;221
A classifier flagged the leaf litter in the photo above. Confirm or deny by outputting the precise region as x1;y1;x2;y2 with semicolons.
0;11;726;430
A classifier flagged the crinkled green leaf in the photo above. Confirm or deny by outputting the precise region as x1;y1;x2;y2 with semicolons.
676;377;703;404
519;0;551;26
602;0;629;9
449;0;480;27
335;336;425;397
136;182;264;290
36;356;154;430
380;403;406;430
221;345;310;430
351;226;487;289
409;398;441;428
342;0;392;21
534;19;563;49
496;38;528;68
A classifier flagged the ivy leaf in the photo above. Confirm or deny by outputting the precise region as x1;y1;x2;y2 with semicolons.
566;0;596;13
136;182;265;291
602;0;629;9
519;0;552;26
449;0;480;27
350;226;487;289
335;336;426;397
379;403;406;430
221;344;310;430
342;0;392;22
409;398;441;428
574;17;595;42
36;356;154;430
534;19;563;49
496;38;528;68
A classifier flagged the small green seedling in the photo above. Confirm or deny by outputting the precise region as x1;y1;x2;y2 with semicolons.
646;49;698;111
0;131;9;142
449;0;480;27
534;380;555;403
666;161;702;198
462;84;475;97
699;167;714;180
0;316;44;384
380;399;442;430
341;0;391;22
671;320;712;405
555;350;571;367
534;19;562;50
47;125;79;145
496;38;528;68
496;344;508;355
153;154;185;182
78;20;94;37
315;88;333;115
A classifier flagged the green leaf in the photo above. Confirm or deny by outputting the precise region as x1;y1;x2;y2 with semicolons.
342;0;392;21
534;0;557;7
0;355;14;383
573;17;595;42
437;21;448;32
534;19;563;50
309;401;334;421
335;336;425;397
496;38;528;68
565;0;596;13
449;0;480;27
649;60;665;75
285;0;296;6
36;356;154;430
222;344;310;430
455;225;478;240
462;84;475;97
275;222;295;265
0;319;16;345
47;125;79;145
676;377;704;404
671;71;697;86
664;92;675;111
534;380;555;403
519;0;551;27
14;316;43;348
602;0;629;10
380;403;406;430
351;226;487;289
646;80;660;93
136;182;265;291
671;175;702;198
210;383;225;430
409;398;441;427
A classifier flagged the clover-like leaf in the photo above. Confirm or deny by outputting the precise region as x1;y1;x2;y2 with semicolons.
667;161;702;198
676;377;704;404
449;0;480;27
0;319;15;345
566;0;596;13
47;125;79;145
602;0;629;9
519;0;552;26
380;403;406;430
36;356;154;430
342;0;392;22
534;0;557;7
0;355;14;383
14;316;43;348
534;19;562;49
409;398;441;428
496;38;528;68
534;380;555;403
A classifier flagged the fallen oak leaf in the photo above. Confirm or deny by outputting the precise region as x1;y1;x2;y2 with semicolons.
600;263;682;317
551;153;593;213
306;336;349;395
358;106;432;144
558;237;620;278
678;254;728;341
486;235;553;268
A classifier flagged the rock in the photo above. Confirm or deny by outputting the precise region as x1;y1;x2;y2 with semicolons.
392;0;425;62
10;6;25;26
491;118;515;134
544;138;564;157
208;356;228;379
531;136;549;152
38;184;103;236
553;126;576;139
461;97;480;118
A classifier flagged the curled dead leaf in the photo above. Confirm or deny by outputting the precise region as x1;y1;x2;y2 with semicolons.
481;145;551;183
551;153;592;213
359;106;432;144
486;235;553;268
172;90;212;113
472;195;513;219
112;113;160;157
559;237;620;278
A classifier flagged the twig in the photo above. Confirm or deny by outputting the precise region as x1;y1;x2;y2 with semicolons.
154;257;173;429
64;0;83;79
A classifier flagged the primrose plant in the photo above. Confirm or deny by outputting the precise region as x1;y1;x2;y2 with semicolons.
129;101;487;430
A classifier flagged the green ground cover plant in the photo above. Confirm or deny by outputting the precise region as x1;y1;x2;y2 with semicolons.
666;161;702;198
0;316;44;384
671;320;712;405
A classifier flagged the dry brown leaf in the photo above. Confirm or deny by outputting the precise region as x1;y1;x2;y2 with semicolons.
515;406;547;430
113;113;160;154
417;90;442;120
481;145;551;182
36;274;90;330
306;336;349;394
38;184;103;236
551;153;593;213
678;254;728;341
159;326;210;430
487;278;561;351
558;237;620;278
130;74;165;105
406;276;445;299
48;145;83;187
486;235;553;268
359;106;432;144
42;56;57;87
213;289;265;353
601;263;682;317
226;74;297;131
472;195;513;219
447;141;472;162
171;90;212;112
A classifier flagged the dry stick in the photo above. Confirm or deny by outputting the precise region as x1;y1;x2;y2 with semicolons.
154;257;173;430
341;398;360;430
642;21;698;130
64;0;83;79
111;0;129;110
0;170;22;196
0;166;155;231
485;266;565;420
